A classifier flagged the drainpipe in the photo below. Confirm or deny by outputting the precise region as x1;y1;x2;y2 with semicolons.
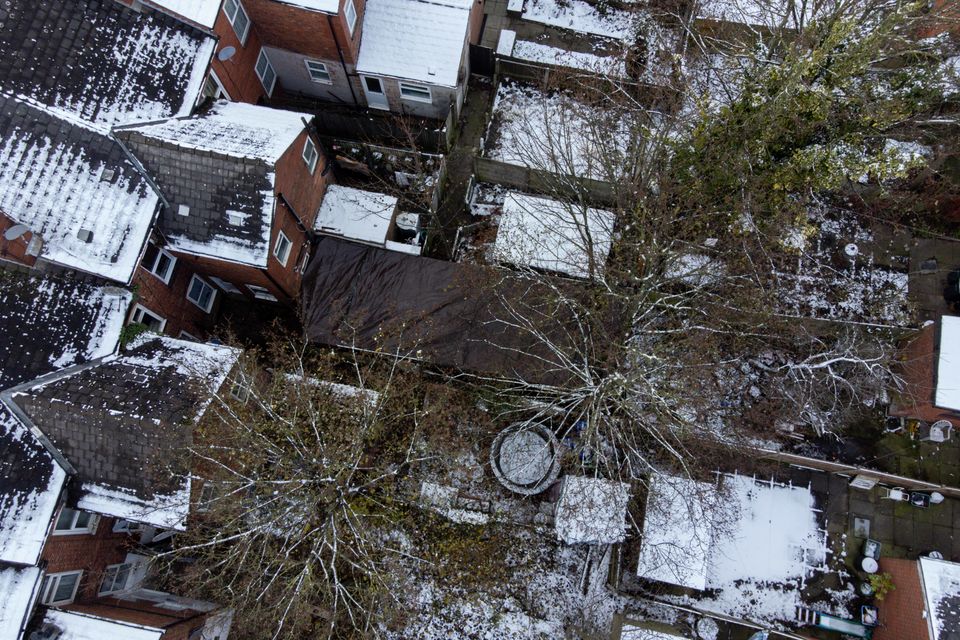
326;14;360;106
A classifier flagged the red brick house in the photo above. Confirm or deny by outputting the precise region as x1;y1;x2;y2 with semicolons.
116;101;333;335
890;316;960;432
0;335;239;640
149;0;368;106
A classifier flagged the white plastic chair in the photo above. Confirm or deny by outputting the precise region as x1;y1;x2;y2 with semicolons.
880;487;909;501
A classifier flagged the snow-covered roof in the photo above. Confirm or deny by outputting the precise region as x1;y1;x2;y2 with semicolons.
38;609;163;640
356;0;470;87
621;626;688;640
636;475;718;590
0;272;130;390
554;476;630;545
314;185;398;246
124;101;310;164
920;557;960;640
0;0;215;128
486;82;632;182
0;564;41;640
493;191;615;278
0;94;160;282
638;473;827;624
0;406;66;567
275;0;340;12
8;336;239;529
118;102;308;267
148;0;222;28
936;316;960;412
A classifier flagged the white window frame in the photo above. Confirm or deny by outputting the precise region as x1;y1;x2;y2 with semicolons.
273;232;293;267
201;70;232;102
142;243;177;285
255;49;277;96
186;275;217;313
112;519;145;534
399;82;432;103
344;0;358;36
99;562;134;596
302;138;319;174
304;59;332;84
53;508;98;536
209;276;242;295
223;0;251;45
40;571;83;605
130;304;167;332
246;284;279;302
230;373;252;402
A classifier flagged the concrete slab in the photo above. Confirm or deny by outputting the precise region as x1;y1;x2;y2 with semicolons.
894;518;914;547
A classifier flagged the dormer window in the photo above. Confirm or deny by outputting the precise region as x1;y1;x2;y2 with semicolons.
177;204;190;217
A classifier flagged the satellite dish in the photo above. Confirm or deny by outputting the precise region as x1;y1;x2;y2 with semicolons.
217;46;236;62
3;224;28;241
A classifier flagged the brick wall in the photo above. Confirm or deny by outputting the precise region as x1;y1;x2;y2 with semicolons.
890;323;960;427
41;515;133;602
244;0;364;64
467;0;485;45
133;249;219;340
211;6;267;103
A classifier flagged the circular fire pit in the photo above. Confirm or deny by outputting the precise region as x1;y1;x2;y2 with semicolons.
490;422;560;495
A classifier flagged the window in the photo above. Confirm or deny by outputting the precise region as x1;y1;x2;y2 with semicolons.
230;373;251;402
246;284;278;302
209;276;242;295
141;243;176;284
40;571;82;605
201;71;231;101
399;82;432;103
197;482;219;512
99;562;133;595
130;305;166;332
344;0;358;36
304;59;331;84
53;508;98;535
302;138;319;174
186;275;217;313
223;0;250;44
255;49;277;96
273;232;292;266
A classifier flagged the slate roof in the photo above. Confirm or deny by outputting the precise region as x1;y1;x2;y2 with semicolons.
6;335;239;529
0;94;160;282
0;404;65;567
117;102;310;267
0;270;130;390
0;0;215;128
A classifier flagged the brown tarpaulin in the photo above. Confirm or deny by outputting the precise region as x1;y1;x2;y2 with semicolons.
301;237;579;383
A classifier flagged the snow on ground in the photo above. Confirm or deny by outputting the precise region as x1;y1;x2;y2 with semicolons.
697;0;818;29
492;191;616;278
522;0;638;40
511;39;627;77
486;82;632;182
774;210;910;325
692;474;828;625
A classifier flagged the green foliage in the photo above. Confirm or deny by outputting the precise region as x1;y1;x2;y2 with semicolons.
669;4;943;235
119;322;148;348
868;571;896;600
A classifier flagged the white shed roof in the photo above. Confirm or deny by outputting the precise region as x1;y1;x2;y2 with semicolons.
554;476;630;545
920;557;960;640
314;185;398;246
39;609;164;640
356;0;470;87
937;316;960;411
493;191;615;278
